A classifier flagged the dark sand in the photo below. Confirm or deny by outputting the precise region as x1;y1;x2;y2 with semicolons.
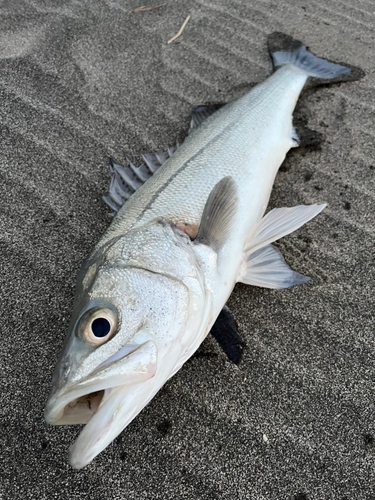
1;1;374;499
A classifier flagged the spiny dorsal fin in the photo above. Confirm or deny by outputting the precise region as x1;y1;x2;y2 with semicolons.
210;305;244;365
195;177;238;252
103;105;224;215
102;149;178;215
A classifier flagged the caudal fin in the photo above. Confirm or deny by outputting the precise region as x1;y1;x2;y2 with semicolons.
267;32;364;86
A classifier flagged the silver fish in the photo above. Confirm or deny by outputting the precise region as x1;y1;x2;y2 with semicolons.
44;33;362;468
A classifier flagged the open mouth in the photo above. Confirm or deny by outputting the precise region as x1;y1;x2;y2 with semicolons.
44;340;157;427
44;339;159;468
60;390;106;425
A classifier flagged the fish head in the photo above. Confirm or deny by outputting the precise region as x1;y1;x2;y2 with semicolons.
44;220;207;468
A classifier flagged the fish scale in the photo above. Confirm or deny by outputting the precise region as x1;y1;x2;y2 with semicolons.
104;67;306;246
44;33;364;469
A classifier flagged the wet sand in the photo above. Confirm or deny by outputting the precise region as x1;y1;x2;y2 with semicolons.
1;1;374;498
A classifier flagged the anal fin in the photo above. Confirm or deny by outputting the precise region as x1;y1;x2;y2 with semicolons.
292;119;324;149
291;126;300;147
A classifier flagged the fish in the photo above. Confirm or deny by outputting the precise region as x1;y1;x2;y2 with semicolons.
44;32;363;469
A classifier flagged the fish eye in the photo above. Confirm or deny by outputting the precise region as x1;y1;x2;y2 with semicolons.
79;308;118;345
91;317;111;338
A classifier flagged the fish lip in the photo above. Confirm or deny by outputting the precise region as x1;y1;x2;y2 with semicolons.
44;341;157;426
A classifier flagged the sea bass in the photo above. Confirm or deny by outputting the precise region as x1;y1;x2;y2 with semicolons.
44;33;362;468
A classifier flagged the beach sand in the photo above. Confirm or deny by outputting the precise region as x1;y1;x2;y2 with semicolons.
0;1;374;498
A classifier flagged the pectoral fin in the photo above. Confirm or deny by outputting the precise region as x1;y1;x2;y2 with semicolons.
195;177;238;252
239;204;326;288
210;306;244;364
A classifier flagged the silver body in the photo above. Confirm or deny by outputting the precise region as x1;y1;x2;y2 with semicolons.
45;64;315;468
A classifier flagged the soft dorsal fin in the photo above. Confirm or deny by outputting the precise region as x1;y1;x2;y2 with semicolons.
195;177;238;252
103;106;224;215
189;104;224;133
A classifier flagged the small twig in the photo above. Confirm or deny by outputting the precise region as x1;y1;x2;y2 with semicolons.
133;4;165;12
167;15;190;44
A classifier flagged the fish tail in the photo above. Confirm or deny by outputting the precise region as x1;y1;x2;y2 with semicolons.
267;32;364;85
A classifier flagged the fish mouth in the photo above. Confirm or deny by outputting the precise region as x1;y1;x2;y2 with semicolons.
44;340;157;467
57;389;106;425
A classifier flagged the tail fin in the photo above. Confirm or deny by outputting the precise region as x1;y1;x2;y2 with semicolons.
268;32;364;86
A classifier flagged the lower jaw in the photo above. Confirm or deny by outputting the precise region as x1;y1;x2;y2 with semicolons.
67;383;149;469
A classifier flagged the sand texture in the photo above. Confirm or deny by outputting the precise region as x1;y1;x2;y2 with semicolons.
0;0;374;498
